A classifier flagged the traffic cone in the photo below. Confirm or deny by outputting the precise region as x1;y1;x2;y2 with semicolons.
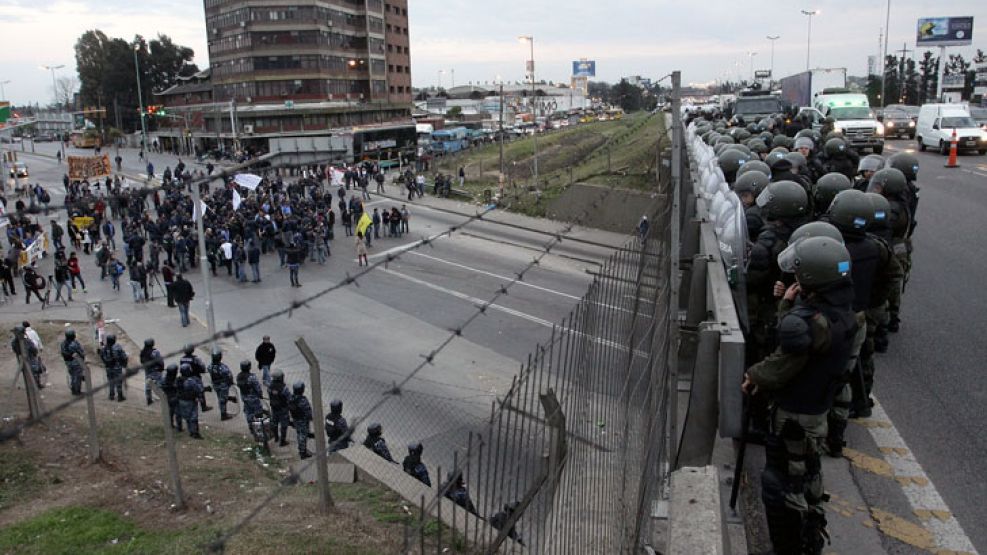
945;129;960;168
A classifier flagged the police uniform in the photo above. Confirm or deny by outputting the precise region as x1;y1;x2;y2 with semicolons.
61;336;86;395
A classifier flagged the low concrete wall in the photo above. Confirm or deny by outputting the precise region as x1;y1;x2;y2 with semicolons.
667;465;726;555
545;182;660;233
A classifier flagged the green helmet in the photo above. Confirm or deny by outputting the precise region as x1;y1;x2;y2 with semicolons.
715;135;736;146
726;144;752;157
812;173;852;213
65;329;76;341
886;152;919;181
785;152;806;171
734;171;770;196
756;181;809;220
823;116;836;124
777;236;852;288
733;129;752;142
865;192;891;230
759;131;774;144
857;154;885;174
808;129;823;145
790;221;844;245
717;149;750;182
771;135;789;149
867;168;907;197
826;189;873;231
769;146;790;155
795;129;815;140
824;138;848;157
271;369;285;383
765;150;788;169
823;131;843;143
747;139;769;155
737;160;771;179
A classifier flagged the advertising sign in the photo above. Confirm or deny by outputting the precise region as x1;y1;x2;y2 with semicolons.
67;154;111;180
916;17;974;47
572;60;596;77
754;70;772;79
942;74;966;89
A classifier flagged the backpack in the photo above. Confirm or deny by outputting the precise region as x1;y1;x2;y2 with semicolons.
112;261;125;276
40;190;51;203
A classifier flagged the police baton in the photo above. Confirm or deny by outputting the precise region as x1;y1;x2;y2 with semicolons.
730;391;753;511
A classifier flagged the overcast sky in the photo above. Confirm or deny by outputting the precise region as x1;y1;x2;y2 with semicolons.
2;0;986;106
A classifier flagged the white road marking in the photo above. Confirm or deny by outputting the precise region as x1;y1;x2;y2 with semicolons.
410;251;582;300
864;399;979;554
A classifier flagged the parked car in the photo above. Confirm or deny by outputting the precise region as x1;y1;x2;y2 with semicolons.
9;162;29;178
880;106;916;139
916;103;987;155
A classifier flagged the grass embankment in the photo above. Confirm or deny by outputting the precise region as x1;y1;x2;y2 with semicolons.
0;322;461;554
431;111;668;216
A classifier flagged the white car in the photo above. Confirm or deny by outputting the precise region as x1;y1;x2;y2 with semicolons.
8;162;28;178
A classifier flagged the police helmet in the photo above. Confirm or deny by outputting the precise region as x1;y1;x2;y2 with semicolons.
795;129;815;141
886;152;919;181
823;131;844;144
777;236;852;289
756;181;809;220
826;189;873;231
747;139;769;155
292;381;305;395
367;422;382;436
733;171;770;196
857;154;885;174
867;168;907;197
769;146;790;155
183;343;194;356
329;399;343;414
734;128;753;142
65;329;76;341
271;369;285;383
725;143;752;157
737;160;771;179
865;193;891;230
767;152;792;172
808;129;823;145
765;150;788;169
785;152;806;171
239;360;252;373
771;135;789;149
211;348;222;362
717;149;749;182
179;363;194;377
105;334;117;346
408;442;423;456
824;138;848;157
759;131;774;144
715;135;736;146
144;338;155;348
790;221;844;245
165;363;179;376
812;173;853;213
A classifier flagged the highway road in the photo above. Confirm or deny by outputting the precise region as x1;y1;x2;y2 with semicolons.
853;139;987;552
2;144;631;478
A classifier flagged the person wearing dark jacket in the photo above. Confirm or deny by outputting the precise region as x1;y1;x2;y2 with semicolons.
285;242;303;287
254;336;276;387
171;273;195;327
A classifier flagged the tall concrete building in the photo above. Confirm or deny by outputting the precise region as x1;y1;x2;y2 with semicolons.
153;0;415;161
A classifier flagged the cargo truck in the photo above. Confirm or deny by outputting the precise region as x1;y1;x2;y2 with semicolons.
779;68;848;108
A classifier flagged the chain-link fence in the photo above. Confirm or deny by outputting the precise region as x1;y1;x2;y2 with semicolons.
402;186;674;553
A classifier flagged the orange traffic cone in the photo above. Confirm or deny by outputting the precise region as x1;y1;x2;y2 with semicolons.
945;128;960;168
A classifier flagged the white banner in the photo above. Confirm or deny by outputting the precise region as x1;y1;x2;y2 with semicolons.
234;173;262;191
18;232;48;268
330;168;345;187
232;189;242;211
192;199;208;222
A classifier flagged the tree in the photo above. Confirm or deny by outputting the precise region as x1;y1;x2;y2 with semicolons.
917;51;939;103
53;76;78;109
866;75;883;106
446;106;462;118
902;59;920;105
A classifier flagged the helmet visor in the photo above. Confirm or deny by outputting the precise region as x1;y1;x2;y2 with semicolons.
776;240;801;274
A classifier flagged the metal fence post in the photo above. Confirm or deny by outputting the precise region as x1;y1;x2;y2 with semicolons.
667;69;683;477
78;357;102;463
294;337;334;513
151;381;184;509
15;334;43;420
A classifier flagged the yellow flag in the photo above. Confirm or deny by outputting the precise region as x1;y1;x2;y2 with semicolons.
356;212;373;236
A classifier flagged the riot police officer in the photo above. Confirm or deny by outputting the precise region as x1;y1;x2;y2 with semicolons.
100;334;128;401
139;338;165;406
363;422;395;463
287;381;313;459
161;364;182;430
177;363;204;439
819;137;860;180
208;348;234;421
743;236;858;555
402;442;431;486
867;168;912;333
60;329;86;395
325;399;352;451
443;471;477;514
811;173;852;219
236;361;264;426
853;154;884;192
268;370;292;446
180;344;211;412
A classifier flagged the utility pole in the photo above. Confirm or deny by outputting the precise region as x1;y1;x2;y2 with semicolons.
895;43;914;104
132;43;148;153
801;10;820;71
191;183;217;349
499;81;505;177
880;0;891;108
519;36;538;190
766;36;780;82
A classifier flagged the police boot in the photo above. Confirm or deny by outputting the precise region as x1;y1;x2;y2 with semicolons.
825;419;847;458
801;510;830;555
887;313;900;333
191;432;204;440
280;439;289;447
221;413;232;421
873;325;889;353
300;451;313;460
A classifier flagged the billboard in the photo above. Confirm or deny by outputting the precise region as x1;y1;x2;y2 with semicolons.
916;17;974;47
67;155;112;180
572;60;596;77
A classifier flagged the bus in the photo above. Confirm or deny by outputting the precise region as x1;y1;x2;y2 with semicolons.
352;124;417;168
430;127;469;154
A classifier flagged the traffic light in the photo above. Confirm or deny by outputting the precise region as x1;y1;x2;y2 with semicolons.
158;107;168;116
147;105;157;116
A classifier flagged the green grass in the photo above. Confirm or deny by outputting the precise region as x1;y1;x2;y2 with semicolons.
0;506;213;554
0;451;44;510
428;111;667;217
334;481;416;525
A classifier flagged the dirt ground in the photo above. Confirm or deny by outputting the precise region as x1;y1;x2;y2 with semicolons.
0;321;442;554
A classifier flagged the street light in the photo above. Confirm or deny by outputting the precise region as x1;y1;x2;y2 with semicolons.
132;41;148;154
0;80;9;100
518;35;539;190
748;52;758;82
438;69;445;90
766;35;780;80
801;10;820;71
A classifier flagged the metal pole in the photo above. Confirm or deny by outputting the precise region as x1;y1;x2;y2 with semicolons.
151;381;185;509
16;335;42;420
499;82;505;177
880;0;891;108
767;36;779;82
530;38;539;190
295;337;334;512
190;182;217;348
78;356;102;463
806;15;812;70
936;45;946;102
668;70;682;474
133;46;148;155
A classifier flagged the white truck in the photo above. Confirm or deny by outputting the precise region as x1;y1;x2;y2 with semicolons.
813;90;885;154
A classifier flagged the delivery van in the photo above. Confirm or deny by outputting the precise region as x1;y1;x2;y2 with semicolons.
916;103;987;155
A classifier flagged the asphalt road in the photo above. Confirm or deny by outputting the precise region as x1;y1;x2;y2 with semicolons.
2;146;628;478
857;139;987;552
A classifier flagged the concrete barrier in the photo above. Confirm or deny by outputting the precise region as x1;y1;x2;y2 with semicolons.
667;466;726;555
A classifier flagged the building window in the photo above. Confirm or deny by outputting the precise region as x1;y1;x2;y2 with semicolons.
387;44;393;52
389;86;395;93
